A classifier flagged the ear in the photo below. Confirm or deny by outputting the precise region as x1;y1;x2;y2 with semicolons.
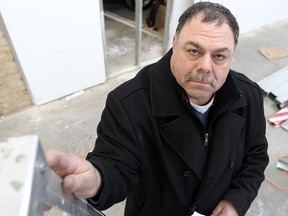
172;35;177;50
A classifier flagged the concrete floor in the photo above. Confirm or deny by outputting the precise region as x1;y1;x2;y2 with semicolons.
0;8;288;216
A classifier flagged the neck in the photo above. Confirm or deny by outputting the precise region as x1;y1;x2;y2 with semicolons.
189;95;214;114
189;94;214;106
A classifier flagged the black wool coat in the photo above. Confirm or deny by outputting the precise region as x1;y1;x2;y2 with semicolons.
87;50;269;216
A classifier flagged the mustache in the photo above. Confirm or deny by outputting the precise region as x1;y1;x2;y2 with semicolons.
185;72;216;86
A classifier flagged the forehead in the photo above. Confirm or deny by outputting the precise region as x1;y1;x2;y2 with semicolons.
178;15;235;50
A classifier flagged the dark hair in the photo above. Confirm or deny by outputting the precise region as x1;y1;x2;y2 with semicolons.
175;2;239;46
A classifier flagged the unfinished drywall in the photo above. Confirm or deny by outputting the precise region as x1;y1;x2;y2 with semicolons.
0;0;106;105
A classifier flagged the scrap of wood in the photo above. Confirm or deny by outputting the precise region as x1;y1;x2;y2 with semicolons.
259;46;288;61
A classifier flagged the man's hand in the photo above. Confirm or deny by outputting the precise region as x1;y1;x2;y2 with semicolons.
46;150;102;199
211;199;239;216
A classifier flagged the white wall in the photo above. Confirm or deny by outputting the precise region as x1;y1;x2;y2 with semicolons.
0;0;106;105
167;0;288;50
195;0;288;33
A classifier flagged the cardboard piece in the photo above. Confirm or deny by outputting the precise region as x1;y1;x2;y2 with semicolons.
155;4;166;30
259;47;288;61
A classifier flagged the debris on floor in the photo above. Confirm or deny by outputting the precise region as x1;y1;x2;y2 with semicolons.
259;46;288;61
268;105;288;127
281;119;288;131
276;155;288;172
258;66;288;130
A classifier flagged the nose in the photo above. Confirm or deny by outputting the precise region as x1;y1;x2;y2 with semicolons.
196;54;212;73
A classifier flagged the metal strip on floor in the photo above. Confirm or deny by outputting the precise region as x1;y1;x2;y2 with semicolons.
257;66;288;94
257;66;288;108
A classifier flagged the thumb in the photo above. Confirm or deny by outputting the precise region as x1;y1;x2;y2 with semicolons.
62;169;100;199
62;174;79;194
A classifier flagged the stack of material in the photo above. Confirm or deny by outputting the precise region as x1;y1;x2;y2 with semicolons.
258;66;288;108
257;66;288;130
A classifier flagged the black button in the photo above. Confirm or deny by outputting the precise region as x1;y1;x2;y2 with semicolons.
183;171;192;177
229;161;235;168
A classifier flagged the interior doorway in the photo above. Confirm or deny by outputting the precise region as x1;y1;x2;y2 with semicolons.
103;0;165;78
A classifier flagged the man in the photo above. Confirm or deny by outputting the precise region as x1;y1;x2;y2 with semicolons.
47;2;269;215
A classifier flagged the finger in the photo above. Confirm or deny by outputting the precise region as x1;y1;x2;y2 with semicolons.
45;150;76;177
44;204;53;211
211;208;223;216
62;175;76;193
63;175;91;198
211;205;224;216
63;174;89;196
62;167;101;199
45;150;68;168
211;212;224;216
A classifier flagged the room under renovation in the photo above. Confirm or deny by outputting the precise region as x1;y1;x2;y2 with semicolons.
0;1;288;215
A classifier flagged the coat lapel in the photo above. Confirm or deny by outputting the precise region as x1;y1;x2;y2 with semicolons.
149;50;207;179
193;73;246;202
159;113;208;179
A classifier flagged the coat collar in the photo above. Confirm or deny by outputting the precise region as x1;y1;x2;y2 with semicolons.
150;49;183;118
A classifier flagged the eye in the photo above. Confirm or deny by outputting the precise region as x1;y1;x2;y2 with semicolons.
189;49;199;56
213;54;226;61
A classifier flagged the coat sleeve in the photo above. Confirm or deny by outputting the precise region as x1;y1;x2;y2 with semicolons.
86;91;140;210
222;86;269;216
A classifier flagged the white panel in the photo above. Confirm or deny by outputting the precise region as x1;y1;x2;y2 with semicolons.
194;0;288;33
166;0;288;51
0;0;106;105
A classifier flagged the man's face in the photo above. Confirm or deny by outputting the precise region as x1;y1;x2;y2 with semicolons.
170;14;235;105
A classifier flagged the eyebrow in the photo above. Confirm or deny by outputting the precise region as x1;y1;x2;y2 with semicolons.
184;41;230;53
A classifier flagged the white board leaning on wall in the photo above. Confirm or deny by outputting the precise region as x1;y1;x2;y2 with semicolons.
0;0;106;105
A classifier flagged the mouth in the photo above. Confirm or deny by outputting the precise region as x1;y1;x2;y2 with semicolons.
193;80;210;84
185;73;215;86
189;79;211;85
